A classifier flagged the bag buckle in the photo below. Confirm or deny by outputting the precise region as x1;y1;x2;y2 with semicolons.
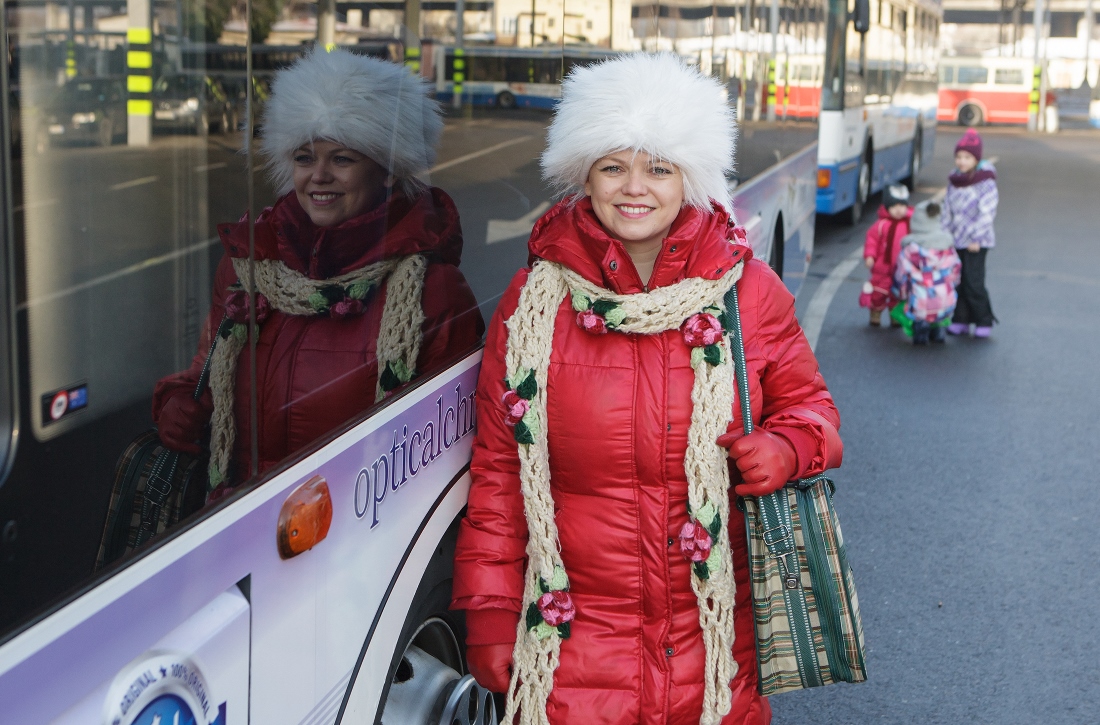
762;525;790;547
784;572;801;590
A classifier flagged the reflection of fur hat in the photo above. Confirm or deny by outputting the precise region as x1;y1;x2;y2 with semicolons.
883;183;910;210
541;53;735;211
260;48;443;196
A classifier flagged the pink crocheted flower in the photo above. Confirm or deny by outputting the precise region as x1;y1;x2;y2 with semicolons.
225;290;271;325
502;390;530;426
730;225;748;245
681;313;723;347
537;590;576;627
577;309;607;335
330;298;365;319
679;520;713;562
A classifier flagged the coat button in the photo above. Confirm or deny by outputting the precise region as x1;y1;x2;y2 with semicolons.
609;260;618;271
668;537;674;547
665;647;674;657
670;245;677;252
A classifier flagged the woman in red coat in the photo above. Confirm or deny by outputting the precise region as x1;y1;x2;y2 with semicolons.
451;54;842;725
153;49;483;490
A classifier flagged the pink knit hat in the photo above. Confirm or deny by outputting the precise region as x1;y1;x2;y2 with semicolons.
955;129;982;161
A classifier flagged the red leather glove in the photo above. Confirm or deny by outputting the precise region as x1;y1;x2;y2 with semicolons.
464;608;518;693
465;643;514;693
717;429;798;497
157;393;212;455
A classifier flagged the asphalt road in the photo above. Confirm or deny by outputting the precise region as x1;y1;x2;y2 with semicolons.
773;127;1100;724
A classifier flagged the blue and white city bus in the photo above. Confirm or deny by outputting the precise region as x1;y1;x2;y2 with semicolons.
433;45;618;109
815;0;942;223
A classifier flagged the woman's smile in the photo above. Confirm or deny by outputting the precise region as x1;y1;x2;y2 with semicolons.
292;140;392;226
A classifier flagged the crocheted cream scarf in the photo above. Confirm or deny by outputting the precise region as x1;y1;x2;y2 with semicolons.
502;258;744;725
205;254;427;487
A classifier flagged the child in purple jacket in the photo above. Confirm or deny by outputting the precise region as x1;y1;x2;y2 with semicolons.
942;129;998;337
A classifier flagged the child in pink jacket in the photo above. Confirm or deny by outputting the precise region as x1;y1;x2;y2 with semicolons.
860;184;912;326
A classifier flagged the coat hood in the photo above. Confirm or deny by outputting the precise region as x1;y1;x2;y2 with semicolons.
218;187;464;279
526;197;750;294
902;201;954;250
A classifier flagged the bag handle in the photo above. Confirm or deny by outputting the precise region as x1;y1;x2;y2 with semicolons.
723;281;806;592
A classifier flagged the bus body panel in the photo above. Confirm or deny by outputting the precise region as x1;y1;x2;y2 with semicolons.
732;142;818;296
816;108;866;215
0;354;481;725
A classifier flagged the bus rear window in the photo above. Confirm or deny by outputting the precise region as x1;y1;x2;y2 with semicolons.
957;66;989;84
995;68;1024;85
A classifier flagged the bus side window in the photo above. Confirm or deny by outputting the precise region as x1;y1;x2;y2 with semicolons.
941;66;954;84
995;68;1024;86
958;66;988;85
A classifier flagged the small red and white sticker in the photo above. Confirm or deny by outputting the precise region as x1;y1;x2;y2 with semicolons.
49;391;68;421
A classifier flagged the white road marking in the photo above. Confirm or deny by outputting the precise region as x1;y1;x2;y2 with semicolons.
109;175;159;191
428;136;533;174
802;246;865;352
195;162;228;172
486;200;551;245
14;198;59;212
22;236;220;310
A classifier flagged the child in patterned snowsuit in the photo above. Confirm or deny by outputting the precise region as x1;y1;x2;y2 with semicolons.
860;184;912;326
892;201;962;345
942;129;998;337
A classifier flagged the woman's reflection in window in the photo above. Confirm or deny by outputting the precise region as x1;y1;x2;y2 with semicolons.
152;49;484;498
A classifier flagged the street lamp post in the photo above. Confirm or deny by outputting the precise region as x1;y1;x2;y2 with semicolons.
1028;0;1045;130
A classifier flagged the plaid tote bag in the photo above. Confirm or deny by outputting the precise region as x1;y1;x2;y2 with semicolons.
725;281;867;696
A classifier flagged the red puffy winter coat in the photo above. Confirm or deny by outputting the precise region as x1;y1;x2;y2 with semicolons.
861;206;913;310
153;188;484;481
452;199;842;724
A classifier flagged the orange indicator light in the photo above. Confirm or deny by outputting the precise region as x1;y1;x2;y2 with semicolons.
817;169;831;188
277;475;333;559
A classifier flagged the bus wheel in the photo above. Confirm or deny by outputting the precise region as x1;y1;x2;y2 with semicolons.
769;216;784;280
496;91;516;109
381;617;496;724
958;104;983;127
846;154;870;226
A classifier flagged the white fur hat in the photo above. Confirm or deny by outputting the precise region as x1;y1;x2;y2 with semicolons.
260;48;443;196
541;53;735;211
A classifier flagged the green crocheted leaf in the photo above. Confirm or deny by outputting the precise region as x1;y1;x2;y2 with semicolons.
534;621;557;640
319;284;345;303
346;280;372;300
538;577;550;595
515;370;537;400
557;621;571;639
231;323;247;344
513;419;534;445
390;359;413;383
696;501;717;529
526;601;543;630
379;363;402;392
520;409;540;438
217;318;235;339
549;566;569;592
570;290;592;312
693;560;710;580
703;343;722;367
704;544;722;572
690;347;705;368
706;512;722;541
591;299;617;317
308;292;329;312
208;464;225;490
604;307;627;327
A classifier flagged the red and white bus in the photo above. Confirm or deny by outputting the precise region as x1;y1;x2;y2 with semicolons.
937;56;1032;126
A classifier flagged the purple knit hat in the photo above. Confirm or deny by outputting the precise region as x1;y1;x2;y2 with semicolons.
955;129;982;161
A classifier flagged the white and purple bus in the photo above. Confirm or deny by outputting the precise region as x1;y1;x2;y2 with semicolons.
0;22;818;725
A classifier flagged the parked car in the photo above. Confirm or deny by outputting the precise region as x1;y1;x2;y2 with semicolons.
41;77;126;147
152;74;236;135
